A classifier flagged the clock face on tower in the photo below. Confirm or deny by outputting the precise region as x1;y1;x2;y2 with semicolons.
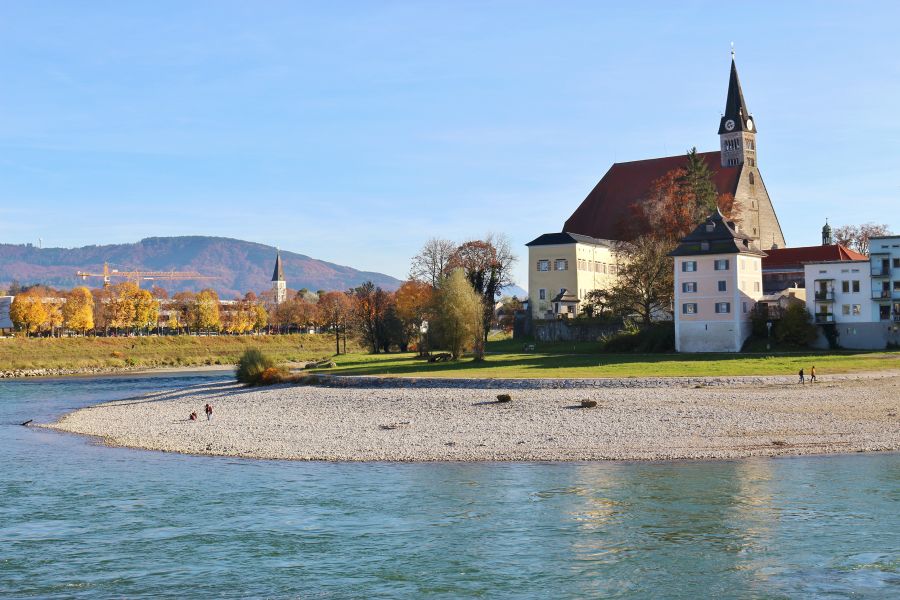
724;119;735;131
746;119;753;131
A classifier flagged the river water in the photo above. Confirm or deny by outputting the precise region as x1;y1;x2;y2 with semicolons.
1;372;898;598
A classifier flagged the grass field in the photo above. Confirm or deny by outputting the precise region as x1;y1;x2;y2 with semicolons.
313;335;900;379
0;334;352;372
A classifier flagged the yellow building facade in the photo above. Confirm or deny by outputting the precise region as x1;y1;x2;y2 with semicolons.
526;232;619;319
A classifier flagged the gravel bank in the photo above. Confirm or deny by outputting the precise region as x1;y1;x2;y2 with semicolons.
46;374;900;461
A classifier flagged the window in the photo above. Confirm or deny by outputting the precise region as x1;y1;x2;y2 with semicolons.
682;261;697;272
749;172;755;185
539;289;546;301
894;258;900;269
742;301;748;313
609;265;617;275
718;280;727;292
852;280;860;293
842;281;850;293
894;281;900;291
842;304;850;316
852;304;861;315
714;259;730;271
754;281;760;292
705;223;715;233
537;260;550;272
682;303;698;315
700;241;710;251
682;282;697;293
715;302;731;314
554;259;568;271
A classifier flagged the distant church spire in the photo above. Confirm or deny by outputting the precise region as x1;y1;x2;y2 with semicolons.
272;249;286;306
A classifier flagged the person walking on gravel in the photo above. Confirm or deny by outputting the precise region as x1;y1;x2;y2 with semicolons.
810;366;817;383
798;368;805;384
205;403;213;421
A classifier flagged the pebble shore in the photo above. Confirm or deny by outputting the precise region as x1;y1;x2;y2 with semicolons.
44;372;900;462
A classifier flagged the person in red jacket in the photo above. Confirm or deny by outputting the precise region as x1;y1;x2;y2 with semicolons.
205;403;213;421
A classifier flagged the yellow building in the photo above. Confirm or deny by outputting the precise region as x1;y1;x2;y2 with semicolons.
526;232;619;319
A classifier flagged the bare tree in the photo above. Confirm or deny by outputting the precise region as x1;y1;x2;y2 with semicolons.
606;236;675;327
833;223;892;255
410;238;456;288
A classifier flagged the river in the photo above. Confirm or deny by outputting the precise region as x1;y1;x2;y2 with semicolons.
1;372;898;598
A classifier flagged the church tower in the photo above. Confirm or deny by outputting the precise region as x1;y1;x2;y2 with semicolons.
272;250;286;306
718;50;757;169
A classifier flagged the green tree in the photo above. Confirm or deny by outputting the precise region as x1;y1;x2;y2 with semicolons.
436;269;483;360
775;303;818;347
683;146;718;213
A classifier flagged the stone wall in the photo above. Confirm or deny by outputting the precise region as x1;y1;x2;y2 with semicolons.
532;319;621;343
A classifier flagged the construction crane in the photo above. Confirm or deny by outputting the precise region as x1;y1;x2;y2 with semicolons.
75;262;217;288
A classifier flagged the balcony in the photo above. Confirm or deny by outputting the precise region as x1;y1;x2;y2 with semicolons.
872;290;891;300
814;313;835;324
871;255;891;277
814;291;834;301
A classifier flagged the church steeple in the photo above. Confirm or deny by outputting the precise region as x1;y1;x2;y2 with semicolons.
719;49;757;169
271;250;286;306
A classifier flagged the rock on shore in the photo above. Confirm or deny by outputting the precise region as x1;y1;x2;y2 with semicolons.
46;374;900;462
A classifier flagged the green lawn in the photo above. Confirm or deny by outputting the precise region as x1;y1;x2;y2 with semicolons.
314;342;900;379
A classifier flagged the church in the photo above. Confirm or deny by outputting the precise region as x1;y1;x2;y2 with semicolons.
527;54;786;319
564;53;785;249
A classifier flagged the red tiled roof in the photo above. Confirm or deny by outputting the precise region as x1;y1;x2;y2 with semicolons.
563;151;741;240
762;244;867;270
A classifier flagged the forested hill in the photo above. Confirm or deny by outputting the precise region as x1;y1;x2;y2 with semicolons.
0;236;401;297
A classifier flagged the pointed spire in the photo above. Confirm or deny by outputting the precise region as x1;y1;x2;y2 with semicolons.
718;50;755;134
271;250;285;282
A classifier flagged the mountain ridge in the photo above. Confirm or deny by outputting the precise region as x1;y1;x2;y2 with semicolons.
0;236;402;297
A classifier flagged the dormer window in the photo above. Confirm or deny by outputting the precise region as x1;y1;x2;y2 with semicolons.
700;241;710;251
705;223;715;232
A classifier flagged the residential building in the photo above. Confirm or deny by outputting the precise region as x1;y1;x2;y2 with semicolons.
869;235;900;323
804;260;884;349
762;242;865;294
670;210;766;352
564;53;785;249
0;296;12;334
525;232;618;319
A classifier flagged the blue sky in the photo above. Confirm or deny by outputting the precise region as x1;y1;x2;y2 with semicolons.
1;1;898;287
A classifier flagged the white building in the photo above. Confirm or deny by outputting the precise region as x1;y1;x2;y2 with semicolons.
671;210;765;352
803;235;900;349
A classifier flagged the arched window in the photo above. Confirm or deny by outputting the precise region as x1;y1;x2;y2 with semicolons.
749;172;755;185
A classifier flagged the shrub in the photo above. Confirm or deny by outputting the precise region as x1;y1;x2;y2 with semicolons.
600;322;675;353
236;348;276;385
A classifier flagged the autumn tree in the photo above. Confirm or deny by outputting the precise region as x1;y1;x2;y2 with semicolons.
194;288;221;333
410;238;456;288
435;269;483;360
172;291;197;333
107;282;139;333
833;223;892;255
447;234;517;344
9;290;48;335
318;291;353;354
63;287;94;334
605;236;674;326
394;280;434;354
132;289;159;333
350;281;392;353
496;296;524;333
581;289;612;319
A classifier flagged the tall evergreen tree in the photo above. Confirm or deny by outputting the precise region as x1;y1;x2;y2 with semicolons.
682;147;718;213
